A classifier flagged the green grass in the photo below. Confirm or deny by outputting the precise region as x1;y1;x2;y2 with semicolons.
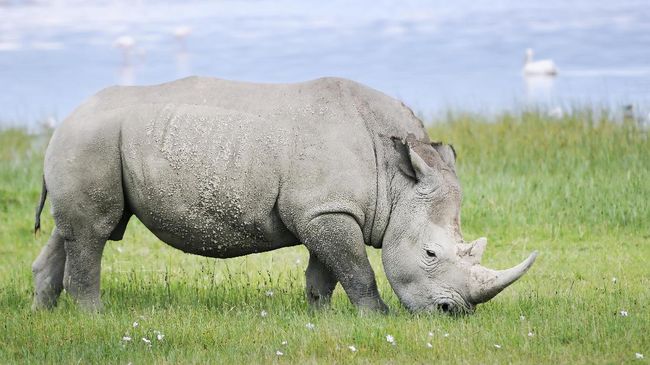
1;111;648;364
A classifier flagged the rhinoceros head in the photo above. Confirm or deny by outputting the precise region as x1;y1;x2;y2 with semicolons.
382;136;537;314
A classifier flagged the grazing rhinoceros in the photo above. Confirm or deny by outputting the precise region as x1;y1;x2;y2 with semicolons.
32;76;537;314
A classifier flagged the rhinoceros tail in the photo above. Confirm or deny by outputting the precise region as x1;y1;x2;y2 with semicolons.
34;175;47;235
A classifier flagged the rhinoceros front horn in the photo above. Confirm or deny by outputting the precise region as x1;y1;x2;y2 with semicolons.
468;251;538;304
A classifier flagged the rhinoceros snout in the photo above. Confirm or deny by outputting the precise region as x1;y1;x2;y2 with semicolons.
436;300;467;315
424;295;475;315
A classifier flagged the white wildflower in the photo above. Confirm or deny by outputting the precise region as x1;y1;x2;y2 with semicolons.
386;334;395;344
281;340;288;346
348;345;357;352
156;333;164;341
116;247;124;253
520;315;526;321
428;331;434;337
635;353;644;359
612;277;617;283
426;342;433;348
122;336;132;342
528;332;534;337
133;321;139;328
265;290;274;297
260;310;268;317
142;337;151;346
276;350;283;356
620;310;629;317
305;322;315;330
443;333;449;337
494;344;502;349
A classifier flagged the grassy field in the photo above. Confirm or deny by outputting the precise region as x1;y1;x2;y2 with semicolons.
0;111;648;364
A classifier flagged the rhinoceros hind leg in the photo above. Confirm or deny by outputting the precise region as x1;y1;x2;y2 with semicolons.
62;232;107;312
305;252;338;308
299;214;388;313
32;228;66;310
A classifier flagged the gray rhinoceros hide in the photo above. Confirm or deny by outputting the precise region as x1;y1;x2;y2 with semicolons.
32;77;536;313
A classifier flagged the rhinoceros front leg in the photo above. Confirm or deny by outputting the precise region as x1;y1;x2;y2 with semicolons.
299;214;388;313
305;252;338;308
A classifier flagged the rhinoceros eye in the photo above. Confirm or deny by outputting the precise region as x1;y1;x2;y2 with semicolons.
425;249;437;258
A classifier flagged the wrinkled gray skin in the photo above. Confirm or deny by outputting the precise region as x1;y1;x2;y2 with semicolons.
32;76;537;314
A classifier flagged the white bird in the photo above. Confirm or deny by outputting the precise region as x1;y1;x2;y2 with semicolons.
172;26;192;76
113;35;136;65
113;35;135;51
113;35;137;84
523;48;557;76
549;106;564;119
173;26;192;52
173;26;192;39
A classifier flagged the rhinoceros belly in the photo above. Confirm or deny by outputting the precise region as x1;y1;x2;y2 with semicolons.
119;104;298;258
129;184;297;258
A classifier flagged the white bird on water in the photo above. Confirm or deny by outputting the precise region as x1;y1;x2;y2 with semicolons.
113;35;137;85
113;35;136;64
523;48;557;76
173;26;192;40
114;35;135;52
172;26;192;76
173;26;192;51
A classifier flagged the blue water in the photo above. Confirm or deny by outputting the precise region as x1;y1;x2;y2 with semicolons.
1;0;649;126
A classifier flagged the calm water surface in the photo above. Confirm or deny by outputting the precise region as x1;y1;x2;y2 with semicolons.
1;0;649;126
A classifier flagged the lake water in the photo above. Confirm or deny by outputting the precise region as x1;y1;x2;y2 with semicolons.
1;0;649;127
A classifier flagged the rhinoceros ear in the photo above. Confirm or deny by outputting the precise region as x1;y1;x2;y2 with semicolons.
391;135;434;181
391;136;416;179
407;146;435;181
431;142;456;171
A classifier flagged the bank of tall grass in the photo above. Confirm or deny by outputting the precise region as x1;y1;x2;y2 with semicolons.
0;111;648;364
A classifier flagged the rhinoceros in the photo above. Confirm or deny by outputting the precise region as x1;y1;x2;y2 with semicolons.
32;76;537;314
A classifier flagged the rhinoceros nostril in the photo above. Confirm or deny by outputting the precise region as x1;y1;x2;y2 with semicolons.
437;301;452;313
